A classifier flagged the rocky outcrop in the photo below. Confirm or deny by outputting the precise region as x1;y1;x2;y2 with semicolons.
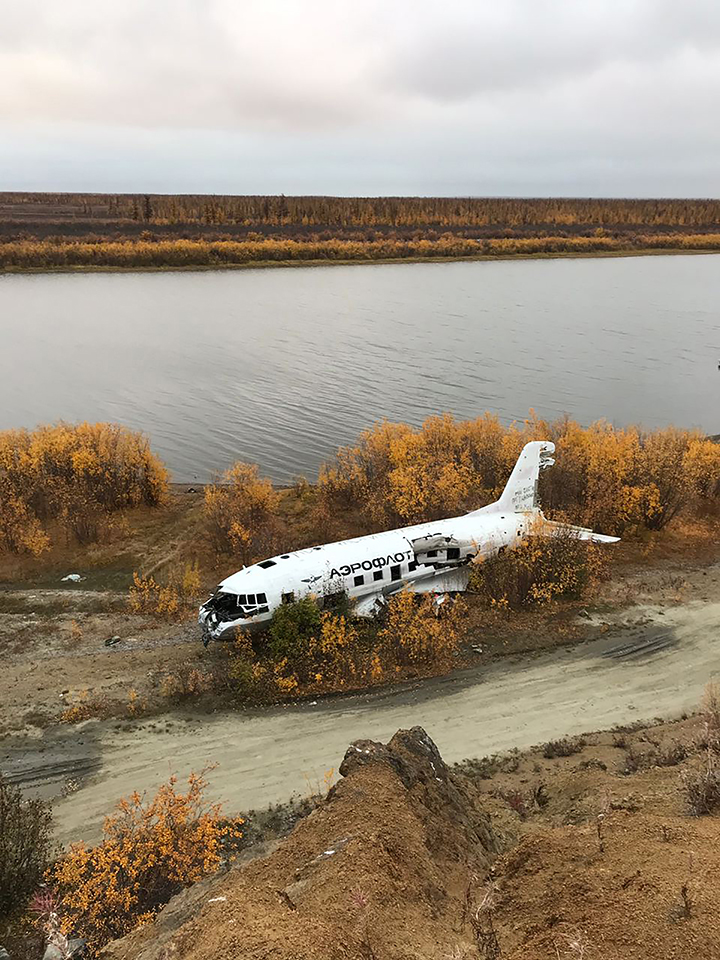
102;726;501;960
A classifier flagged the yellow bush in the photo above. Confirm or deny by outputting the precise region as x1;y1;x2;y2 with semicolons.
128;561;200;619
469;522;608;608
378;591;466;670
203;461;279;561
4;232;720;271
59;690;104;724
319;413;719;535
683;439;720;500
0;422;168;552
52;772;243;951
160;664;213;701
319;414;515;527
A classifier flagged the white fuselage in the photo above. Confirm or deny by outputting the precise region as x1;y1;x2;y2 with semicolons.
198;439;618;643
198;506;530;642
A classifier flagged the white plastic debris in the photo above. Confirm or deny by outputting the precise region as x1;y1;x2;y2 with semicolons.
61;574;85;583
208;896;227;903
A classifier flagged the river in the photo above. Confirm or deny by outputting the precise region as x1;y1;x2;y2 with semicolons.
1;254;718;483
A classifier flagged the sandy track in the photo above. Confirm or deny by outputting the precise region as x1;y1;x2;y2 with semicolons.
5;598;718;846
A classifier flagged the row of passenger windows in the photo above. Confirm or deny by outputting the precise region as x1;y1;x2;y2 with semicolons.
352;560;417;588
236;592;267;606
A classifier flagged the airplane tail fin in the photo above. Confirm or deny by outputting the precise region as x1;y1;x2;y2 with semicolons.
467;440;555;516
495;440;556;513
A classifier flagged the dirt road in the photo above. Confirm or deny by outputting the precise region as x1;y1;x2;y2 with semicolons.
4;597;719;846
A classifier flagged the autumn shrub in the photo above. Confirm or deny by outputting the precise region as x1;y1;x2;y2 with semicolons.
0;777;55;927
160;662;213;702
318;413;720;536
52;772;243;952
319;413;514;527
542;736;586;759
268;609;362;691
469;524;607;609
0;422;168;554
203;461;280;562
266;597;324;662
4;232;720;271
375;590;467;673
223;590;467;699
128;561;201;618
681;752;720;816
58;690;106;724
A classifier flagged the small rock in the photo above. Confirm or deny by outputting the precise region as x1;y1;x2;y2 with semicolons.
578;609;590;619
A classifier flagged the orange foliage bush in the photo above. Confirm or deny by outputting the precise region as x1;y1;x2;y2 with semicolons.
262;592;466;694
377;590;467;673
58;690;106;724
129;561;201;618
320;413;720;536
0;422;168;553
469;522;608;609
203;461;280;561
52;772;243;952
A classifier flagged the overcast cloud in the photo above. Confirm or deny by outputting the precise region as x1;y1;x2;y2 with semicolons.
1;0;720;195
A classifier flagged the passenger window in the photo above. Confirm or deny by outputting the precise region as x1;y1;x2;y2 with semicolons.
390;565;401;581
247;594;256;605
427;550;437;558
282;592;295;604
373;570;383;582
408;561;417;572
447;548;460;560
354;574;364;587
257;593;267;604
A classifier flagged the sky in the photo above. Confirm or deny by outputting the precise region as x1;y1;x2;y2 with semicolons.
2;0;720;197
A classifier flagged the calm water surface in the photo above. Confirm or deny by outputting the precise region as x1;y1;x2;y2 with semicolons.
1;256;719;483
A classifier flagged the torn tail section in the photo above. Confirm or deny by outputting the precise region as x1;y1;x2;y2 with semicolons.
493;440;556;513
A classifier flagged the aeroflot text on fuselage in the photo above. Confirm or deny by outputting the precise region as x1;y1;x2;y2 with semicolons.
198;440;620;643
330;551;414;579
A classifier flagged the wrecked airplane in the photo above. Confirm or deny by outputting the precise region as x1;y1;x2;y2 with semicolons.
199;440;618;644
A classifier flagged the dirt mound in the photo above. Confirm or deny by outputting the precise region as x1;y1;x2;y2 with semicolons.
493;811;720;959
101;726;501;960
101;718;720;960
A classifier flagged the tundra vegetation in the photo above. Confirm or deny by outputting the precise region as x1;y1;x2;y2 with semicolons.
2;413;720;708
2;193;720;271
0;422;168;555
0;777;55;956
4;690;720;958
0;773;242;958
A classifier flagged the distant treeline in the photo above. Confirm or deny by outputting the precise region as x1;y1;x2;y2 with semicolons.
2;192;720;270
3;192;720;230
2;232;720;270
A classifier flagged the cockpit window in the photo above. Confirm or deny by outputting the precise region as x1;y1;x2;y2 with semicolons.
237;594;247;605
258;560;276;569
257;592;267;604
205;592;240;615
247;594;256;605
